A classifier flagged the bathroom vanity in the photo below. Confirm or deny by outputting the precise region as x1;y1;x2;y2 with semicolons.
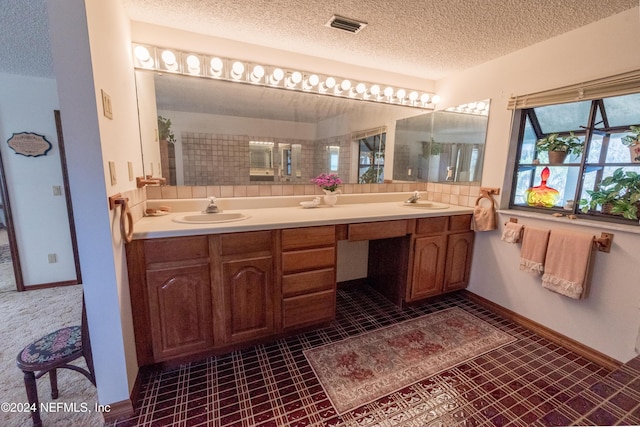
126;195;475;366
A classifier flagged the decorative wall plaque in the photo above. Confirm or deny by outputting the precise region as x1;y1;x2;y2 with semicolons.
7;132;52;157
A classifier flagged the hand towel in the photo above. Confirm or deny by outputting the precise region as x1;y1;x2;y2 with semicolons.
501;222;524;243
542;229;594;299
519;226;550;275
472;205;497;231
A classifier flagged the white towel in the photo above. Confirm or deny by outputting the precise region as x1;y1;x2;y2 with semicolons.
472;206;496;231
542;229;594;299
519;226;550;275
501;222;524;243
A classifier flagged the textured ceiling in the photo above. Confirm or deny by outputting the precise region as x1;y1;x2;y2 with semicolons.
0;0;637;80
121;0;638;80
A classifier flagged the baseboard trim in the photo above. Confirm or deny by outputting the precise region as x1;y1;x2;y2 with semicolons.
462;290;622;371
101;398;133;423
101;372;141;423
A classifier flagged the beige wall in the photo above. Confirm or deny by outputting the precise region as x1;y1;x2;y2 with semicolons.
438;7;640;363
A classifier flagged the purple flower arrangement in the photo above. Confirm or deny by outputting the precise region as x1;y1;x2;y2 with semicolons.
311;173;342;192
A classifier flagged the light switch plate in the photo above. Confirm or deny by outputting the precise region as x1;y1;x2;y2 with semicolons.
101;89;113;120
109;161;117;185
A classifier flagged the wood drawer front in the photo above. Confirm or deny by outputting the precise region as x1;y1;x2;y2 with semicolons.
348;220;409;241
144;236;208;264
281;226;335;250
449;214;473;232
282;290;335;330
282;247;335;273
282;268;335;297
219;231;272;256
415;217;448;236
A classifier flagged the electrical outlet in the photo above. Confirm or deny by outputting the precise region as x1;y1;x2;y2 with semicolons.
101;89;113;120
52;185;62;196
47;253;57;264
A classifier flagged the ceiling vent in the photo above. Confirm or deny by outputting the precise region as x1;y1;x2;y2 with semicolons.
326;15;367;34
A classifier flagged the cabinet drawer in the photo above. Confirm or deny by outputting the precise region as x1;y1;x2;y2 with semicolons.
220;231;272;256
282;268;335;297
144;236;208;264
282;247;335;273
449;214;473;232
281;226;335;250
282;290;335;330
348;220;409;241
415;217;448;236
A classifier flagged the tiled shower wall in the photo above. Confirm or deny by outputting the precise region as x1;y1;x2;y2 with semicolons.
182;132;348;186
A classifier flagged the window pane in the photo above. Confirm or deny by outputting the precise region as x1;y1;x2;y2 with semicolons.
533;101;591;133
519;116;536;164
602;93;640;127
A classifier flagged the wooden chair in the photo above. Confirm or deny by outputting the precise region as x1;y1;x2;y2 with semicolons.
16;297;95;427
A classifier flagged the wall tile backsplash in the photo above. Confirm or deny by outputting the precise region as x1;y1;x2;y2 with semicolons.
145;182;481;208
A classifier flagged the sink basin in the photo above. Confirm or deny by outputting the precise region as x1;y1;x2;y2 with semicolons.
172;212;249;224
401;201;450;209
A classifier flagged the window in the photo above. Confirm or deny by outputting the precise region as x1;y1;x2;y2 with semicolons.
357;132;386;184
510;92;640;225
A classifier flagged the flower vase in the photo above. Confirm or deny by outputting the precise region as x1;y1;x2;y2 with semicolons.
322;189;340;206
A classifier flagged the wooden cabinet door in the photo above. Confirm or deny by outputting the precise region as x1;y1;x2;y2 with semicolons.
409;235;446;301
147;263;213;361
221;256;275;343
443;231;475;292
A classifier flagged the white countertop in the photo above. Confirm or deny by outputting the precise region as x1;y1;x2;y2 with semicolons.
135;193;474;239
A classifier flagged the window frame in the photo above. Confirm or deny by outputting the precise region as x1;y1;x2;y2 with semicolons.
509;97;640;226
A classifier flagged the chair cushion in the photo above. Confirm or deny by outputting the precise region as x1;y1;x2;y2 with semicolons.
18;326;82;366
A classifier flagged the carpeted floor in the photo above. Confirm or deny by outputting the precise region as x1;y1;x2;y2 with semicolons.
0;285;102;427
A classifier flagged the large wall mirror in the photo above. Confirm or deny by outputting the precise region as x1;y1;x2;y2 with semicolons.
134;71;489;186
135;71;425;185
393;102;490;183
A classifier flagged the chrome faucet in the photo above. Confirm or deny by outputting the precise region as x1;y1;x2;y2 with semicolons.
405;191;421;203
204;197;222;213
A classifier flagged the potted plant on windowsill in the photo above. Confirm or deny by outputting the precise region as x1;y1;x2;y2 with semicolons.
536;132;583;164
579;168;640;220
621;125;640;163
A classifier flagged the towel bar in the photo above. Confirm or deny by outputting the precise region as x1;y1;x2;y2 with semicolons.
505;218;613;253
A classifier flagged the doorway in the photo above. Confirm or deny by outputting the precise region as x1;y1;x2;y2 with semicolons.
0;110;81;291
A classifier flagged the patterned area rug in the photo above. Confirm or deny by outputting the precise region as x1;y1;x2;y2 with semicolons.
304;307;516;415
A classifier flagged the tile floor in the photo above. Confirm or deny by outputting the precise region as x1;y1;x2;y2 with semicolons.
111;286;640;426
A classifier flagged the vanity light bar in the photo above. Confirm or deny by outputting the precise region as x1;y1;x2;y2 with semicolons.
445;101;490;116
132;43;440;109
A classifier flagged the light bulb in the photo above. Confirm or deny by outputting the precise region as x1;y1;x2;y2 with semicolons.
340;79;351;91
420;93;430;104
408;91;419;102
186;55;200;74
396;89;406;100
324;77;336;89
270;68;284;84
291;71;302;84
383;87;394;98
356;83;366;94
370;85;380;96
250;65;265;82
134;46;151;64
161;50;176;65
431;95;441;104
286;71;302;88
231;61;245;79
209;57;223;75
